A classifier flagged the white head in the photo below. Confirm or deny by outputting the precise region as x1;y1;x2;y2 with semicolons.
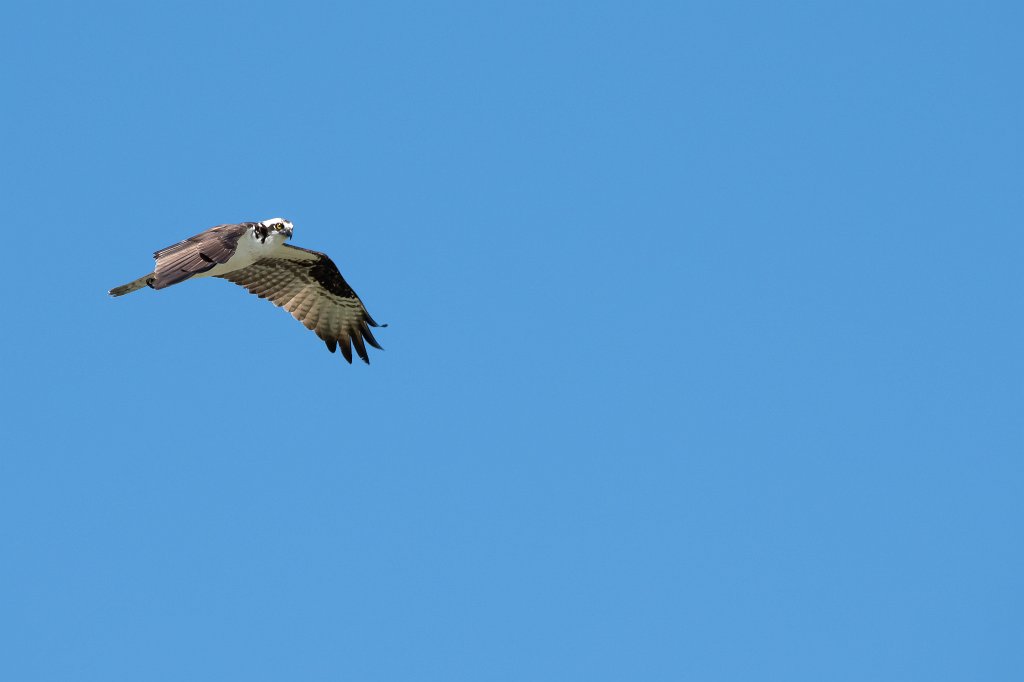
259;217;294;240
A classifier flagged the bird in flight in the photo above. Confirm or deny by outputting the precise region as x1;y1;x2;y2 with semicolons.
109;218;386;363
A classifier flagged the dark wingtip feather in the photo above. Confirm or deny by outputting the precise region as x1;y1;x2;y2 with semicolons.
324;338;337;353
364;312;388;328
339;339;354;363
352;333;369;364
361;323;383;350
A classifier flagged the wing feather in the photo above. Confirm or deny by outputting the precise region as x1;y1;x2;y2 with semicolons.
151;223;250;289
338;337;353;363
218;246;385;363
305;299;325;331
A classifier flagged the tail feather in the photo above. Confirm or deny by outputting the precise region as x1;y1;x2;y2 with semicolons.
109;273;155;297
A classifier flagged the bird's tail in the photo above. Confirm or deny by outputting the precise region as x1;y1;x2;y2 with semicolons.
109;273;155;297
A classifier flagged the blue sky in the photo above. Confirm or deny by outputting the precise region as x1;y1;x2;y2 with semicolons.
1;1;1020;680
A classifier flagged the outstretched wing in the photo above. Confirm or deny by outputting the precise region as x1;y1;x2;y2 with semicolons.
218;244;385;363
151;223;251;289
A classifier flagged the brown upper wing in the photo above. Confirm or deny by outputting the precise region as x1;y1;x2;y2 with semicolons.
151;223;251;289
218;244;385;363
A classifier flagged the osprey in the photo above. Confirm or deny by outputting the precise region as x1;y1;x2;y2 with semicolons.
109;218;386;363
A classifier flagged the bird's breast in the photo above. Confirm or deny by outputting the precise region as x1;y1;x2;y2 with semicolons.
200;229;283;278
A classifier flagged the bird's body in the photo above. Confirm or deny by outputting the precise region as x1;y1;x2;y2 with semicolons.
194;225;290;278
109;218;386;363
